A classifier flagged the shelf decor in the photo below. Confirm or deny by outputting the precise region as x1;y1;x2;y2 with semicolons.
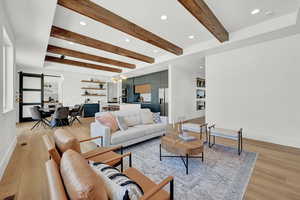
196;78;205;111
81;79;107;101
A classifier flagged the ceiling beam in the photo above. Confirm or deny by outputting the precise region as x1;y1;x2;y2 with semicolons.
50;26;154;64
47;45;135;69
57;0;183;55
45;56;122;73
178;0;229;42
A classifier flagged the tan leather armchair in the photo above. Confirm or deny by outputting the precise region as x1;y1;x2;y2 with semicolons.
46;155;174;200
43;129;132;171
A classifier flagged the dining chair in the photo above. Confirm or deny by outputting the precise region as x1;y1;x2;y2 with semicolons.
29;106;50;130
69;104;84;125
52;107;69;128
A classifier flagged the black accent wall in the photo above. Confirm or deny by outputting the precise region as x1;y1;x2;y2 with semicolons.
122;70;168;112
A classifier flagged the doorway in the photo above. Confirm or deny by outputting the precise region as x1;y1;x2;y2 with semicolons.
19;72;44;122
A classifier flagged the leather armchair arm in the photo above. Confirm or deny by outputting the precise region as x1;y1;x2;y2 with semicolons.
140;176;174;200
83;145;123;159
102;152;132;167
79;136;103;143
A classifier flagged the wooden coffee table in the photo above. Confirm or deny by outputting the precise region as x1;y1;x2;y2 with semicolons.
159;132;204;174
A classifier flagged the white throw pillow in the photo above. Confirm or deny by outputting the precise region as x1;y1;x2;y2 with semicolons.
140;109;154;124
90;162;144;200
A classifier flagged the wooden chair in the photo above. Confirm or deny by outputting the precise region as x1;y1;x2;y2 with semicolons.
43;134;132;172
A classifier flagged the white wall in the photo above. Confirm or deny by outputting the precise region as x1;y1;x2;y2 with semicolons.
206;33;300;148
169;64;205;123
0;1;17;180
17;66;111;107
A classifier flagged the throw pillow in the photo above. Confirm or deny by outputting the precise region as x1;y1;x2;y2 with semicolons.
60;150;108;200
140;109;154;125
116;116;128;131
96;113;119;133
152;112;162;123
90;162;144;200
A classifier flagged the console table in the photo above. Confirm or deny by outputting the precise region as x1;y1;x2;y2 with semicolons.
208;125;243;155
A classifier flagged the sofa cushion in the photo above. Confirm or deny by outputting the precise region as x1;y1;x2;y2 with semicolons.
111;123;166;145
90;162;144;200
113;110;141;127
116;116;128;131
111;127;149;145
54;129;81;154
96;112;119;133
60;150;108;200
135;123;167;134
140;109;154;125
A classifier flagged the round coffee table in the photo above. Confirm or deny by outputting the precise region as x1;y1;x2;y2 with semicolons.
159;132;204;175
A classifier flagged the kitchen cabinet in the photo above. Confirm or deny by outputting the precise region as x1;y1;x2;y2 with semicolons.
135;84;151;93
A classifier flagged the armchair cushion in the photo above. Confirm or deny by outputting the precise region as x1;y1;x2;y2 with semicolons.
96;112;119;133
90;162;144;200
54;129;81;153
60;150;108;200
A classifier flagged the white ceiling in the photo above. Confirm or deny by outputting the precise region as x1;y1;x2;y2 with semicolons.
3;0;57;68
3;0;300;77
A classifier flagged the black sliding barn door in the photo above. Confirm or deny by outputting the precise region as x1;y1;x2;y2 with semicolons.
19;72;44;122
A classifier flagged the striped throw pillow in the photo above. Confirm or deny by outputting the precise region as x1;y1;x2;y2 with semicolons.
90;162;144;200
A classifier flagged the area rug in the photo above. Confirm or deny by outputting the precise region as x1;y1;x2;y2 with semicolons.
123;138;258;200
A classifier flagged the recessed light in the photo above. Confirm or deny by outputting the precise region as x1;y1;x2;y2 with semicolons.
153;50;159;53
200;66;204;69
160;15;168;20
68;42;74;45
189;35;195;39
80;21;87;26
251;9;260;15
125;38;130;42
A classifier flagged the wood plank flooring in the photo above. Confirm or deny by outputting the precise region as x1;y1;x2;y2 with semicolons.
0;118;300;200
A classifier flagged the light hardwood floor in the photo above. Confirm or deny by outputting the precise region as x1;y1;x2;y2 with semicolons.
0;118;300;200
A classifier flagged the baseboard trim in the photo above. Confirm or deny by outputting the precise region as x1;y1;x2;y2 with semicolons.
243;137;300;155
0;136;17;181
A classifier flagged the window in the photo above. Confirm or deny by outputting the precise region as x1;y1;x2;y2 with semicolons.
2;27;14;113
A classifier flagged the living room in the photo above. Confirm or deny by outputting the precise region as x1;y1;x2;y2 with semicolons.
1;0;300;200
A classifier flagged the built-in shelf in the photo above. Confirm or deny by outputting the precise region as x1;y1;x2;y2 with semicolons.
81;94;106;97
81;87;106;90
196;87;206;90
196;78;206;111
81;80;106;84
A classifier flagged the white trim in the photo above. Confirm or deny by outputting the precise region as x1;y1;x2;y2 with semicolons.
0;136;17;181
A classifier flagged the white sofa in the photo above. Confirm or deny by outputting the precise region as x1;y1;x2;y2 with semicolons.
90;109;168;147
